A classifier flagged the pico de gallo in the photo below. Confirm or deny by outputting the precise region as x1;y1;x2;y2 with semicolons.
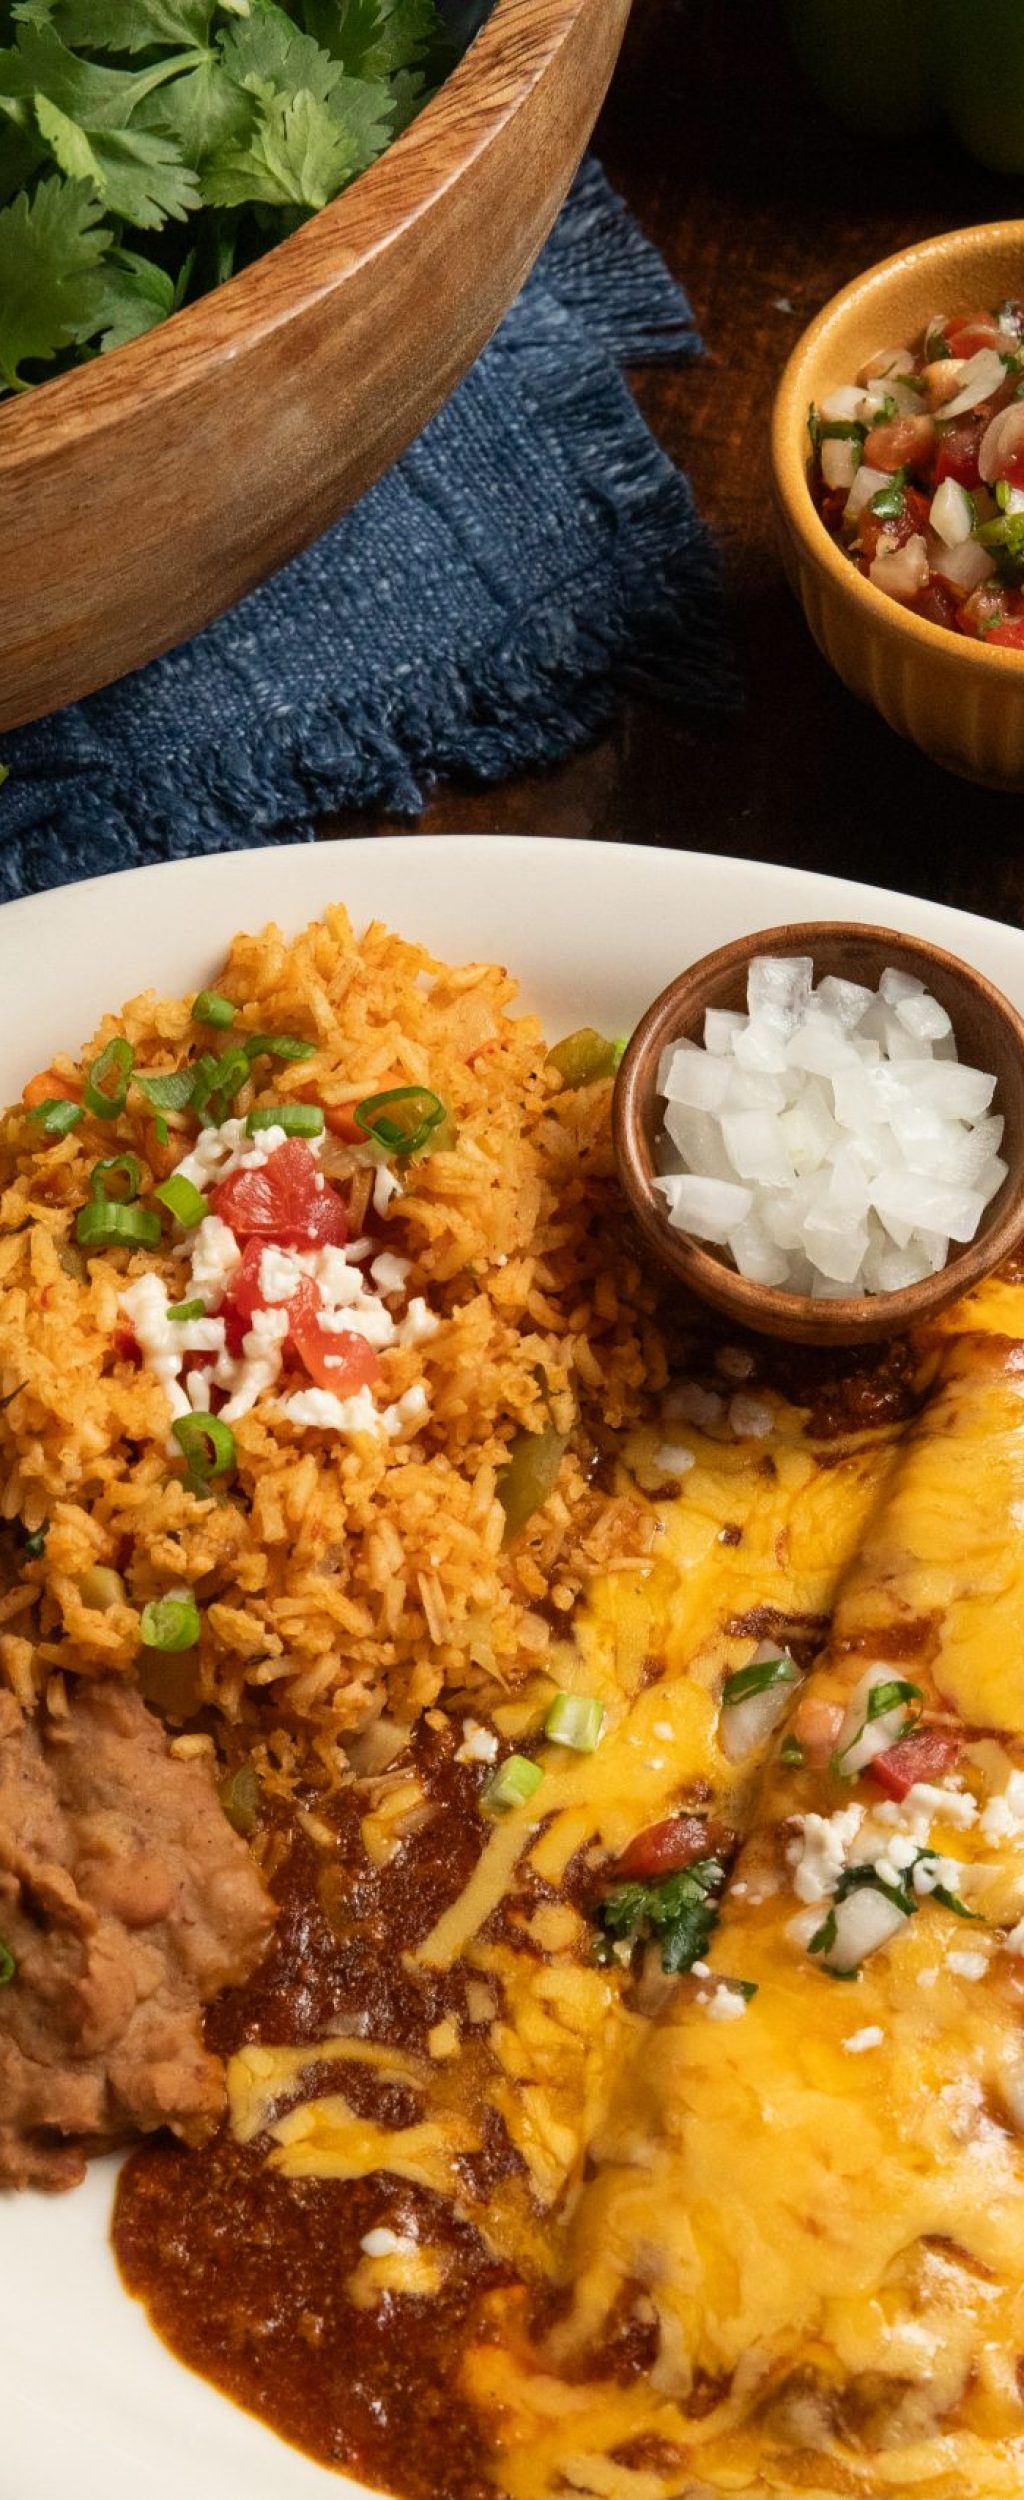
808;299;1024;645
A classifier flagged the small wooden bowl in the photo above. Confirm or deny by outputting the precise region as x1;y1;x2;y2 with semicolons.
613;921;1024;1346
0;0;629;733
771;221;1024;789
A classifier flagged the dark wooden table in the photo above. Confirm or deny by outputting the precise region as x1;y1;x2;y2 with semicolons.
332;0;1024;925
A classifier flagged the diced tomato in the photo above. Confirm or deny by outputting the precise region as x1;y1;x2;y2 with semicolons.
987;617;1024;650
1003;447;1024;490
113;1328;142;1367
612;1815;723;1882
870;1727;962;1800
858;487;932;566
933;418;983;490
289;1308;380;1397
956;584;1011;639
23;1067;83;1109
910;579;960;632
219;1236;321;1356
322;1105;366;1143
211;1138;348;1248
865;415;936;477
944;311;1002;358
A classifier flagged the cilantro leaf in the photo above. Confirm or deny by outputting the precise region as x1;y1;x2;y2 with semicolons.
0;172;110;387
33;0;221;51
218;6;345;104
301;0;439;78
0;20;202;127
203;82;368;208
35;90;201;222
86;241;175;347
595;1856;726;1977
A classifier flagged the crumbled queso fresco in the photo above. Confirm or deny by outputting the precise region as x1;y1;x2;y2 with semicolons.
119;1118;438;1448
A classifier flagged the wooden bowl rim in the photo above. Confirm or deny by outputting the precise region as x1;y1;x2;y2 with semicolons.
770;218;1024;680
0;0;593;474
613;918;1024;1344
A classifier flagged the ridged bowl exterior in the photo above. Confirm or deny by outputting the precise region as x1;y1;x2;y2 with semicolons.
772;223;1024;790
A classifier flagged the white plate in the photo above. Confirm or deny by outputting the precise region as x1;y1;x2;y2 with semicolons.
4;832;1024;2500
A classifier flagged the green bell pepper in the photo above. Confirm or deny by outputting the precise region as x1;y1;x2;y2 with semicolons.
783;0;1024;170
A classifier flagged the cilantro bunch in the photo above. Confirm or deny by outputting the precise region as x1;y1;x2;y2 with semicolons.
0;0;450;396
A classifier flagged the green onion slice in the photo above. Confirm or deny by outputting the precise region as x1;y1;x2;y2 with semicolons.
544;1693;605;1753
820;418;867;441
134;1069;196;1114
76;1199;162;1251
140;1593;201;1652
166;1298;206;1322
26;1098;83;1139
155;1176;209;1228
83;1037;134;1121
722;1654;799;1707
484;1754;544;1812
171;1412;236;1489
89;1153;142;1205
23;1526;46;1559
245;1034;318;1065
0;1936;14;1987
190;1044;251;1120
245;1104;324;1138
355;1086;447;1157
779;1735;804;1767
193;992;237;1029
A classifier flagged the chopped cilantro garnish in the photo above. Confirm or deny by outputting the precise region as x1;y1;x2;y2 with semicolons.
594;1856;726;1976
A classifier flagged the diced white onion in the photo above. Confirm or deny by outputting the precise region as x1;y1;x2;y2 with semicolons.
821;385;866;423
822;437;859;491
869;531;929;603
844;463;890;521
929;533;996;594
941;346;1008;418
820;1886;909;1973
719;1641;799;1764
655;957;999;1300
834;1666;910;1775
981;403;1024;485
929;476;974;548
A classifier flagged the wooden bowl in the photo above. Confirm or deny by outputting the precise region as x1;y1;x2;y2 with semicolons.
770;221;1024;790
613;920;1024;1346
0;0;629;735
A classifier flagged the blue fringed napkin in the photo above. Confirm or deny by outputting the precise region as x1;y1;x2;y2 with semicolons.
0;160;736;902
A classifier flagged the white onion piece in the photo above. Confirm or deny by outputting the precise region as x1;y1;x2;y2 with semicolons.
820;1886;909;1973
929;532;996;593
834;1666;911;1776
822;437;859;491
821;384;866;423
856;347;913;386
929;476;974;548
719;1641;799;1764
844;463;889;521
869;531;928;603
981;402;1024;484
941;346;1007;418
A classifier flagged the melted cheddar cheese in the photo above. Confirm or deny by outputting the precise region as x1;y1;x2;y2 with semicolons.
230;1277;1024;2498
